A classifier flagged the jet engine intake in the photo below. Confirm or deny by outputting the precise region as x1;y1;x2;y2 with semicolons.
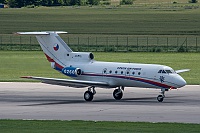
62;67;82;77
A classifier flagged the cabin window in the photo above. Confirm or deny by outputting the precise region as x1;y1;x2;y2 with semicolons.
115;71;118;74
132;72;135;75
109;70;112;74
127;71;129;75
138;72;141;75
104;70;107;73
121;71;123;74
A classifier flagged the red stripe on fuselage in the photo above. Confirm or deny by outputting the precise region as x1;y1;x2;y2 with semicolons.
82;73;174;89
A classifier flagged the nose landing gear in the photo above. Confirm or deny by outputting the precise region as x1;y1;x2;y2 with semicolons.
157;88;167;102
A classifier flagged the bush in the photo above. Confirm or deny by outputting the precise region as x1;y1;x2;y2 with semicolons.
189;0;198;3
178;46;188;52
151;47;162;52
26;4;35;8
101;1;110;5
88;0;100;5
120;0;133;5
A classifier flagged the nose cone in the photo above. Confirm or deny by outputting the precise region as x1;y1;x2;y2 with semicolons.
176;75;187;88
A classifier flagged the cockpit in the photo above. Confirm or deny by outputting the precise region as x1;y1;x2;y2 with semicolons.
158;69;175;74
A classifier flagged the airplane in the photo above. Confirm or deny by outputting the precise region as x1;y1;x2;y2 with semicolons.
16;31;190;102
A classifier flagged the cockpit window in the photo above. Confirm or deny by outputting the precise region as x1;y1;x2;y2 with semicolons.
158;69;174;74
158;70;162;73
162;70;166;73
165;70;172;73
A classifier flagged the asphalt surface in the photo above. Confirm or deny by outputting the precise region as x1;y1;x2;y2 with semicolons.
0;82;200;123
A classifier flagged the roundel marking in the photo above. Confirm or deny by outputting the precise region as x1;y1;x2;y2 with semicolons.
53;44;59;51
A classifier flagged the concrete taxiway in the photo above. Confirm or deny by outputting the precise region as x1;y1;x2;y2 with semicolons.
0;82;200;123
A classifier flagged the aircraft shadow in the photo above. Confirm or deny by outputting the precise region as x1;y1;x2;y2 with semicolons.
20;96;184;106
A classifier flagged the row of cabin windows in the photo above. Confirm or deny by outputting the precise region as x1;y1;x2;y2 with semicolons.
104;70;141;75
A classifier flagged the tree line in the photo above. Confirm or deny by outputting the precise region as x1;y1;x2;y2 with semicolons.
0;0;100;8
0;0;198;8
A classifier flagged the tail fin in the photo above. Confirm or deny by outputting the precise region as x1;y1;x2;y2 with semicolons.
17;31;72;70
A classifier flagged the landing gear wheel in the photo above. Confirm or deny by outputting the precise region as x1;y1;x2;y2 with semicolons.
157;95;164;102
84;91;94;101
113;89;123;100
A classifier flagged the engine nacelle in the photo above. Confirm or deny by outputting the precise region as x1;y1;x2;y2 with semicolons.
66;52;94;62
62;67;82;77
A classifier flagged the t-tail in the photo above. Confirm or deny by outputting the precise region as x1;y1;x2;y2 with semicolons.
16;31;94;72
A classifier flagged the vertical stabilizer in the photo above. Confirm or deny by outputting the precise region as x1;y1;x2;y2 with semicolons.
17;31;72;70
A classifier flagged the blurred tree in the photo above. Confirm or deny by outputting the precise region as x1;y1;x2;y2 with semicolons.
0;0;5;3
88;0;99;5
5;0;24;7
6;0;100;7
189;0;198;3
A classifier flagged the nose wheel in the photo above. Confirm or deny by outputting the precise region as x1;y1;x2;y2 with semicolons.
157;95;164;102
157;89;166;102
84;86;96;101
113;86;124;100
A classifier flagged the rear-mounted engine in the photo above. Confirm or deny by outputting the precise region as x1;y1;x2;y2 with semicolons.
62;67;82;77
66;52;94;62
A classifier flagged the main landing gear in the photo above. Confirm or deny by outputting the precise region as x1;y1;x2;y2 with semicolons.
157;88;167;102
84;86;96;101
84;86;125;101
113;86;124;100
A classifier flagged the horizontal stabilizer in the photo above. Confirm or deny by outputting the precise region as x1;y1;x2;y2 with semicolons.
16;31;67;35
175;69;190;74
21;76;110;88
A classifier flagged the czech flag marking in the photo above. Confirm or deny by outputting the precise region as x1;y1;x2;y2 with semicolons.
53;44;59;51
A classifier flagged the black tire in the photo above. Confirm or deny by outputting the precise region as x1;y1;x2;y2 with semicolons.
157;95;164;102
113;89;123;100
84;91;93;101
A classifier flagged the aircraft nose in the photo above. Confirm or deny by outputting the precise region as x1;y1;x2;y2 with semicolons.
176;75;187;88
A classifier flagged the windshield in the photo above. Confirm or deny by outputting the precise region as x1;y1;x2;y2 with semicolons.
158;69;175;74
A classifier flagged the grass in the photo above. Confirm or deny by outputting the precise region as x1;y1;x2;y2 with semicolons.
0;4;200;35
0;51;199;84
0;120;200;133
0;51;66;82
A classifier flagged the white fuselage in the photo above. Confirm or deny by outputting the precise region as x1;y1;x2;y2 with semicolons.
61;60;186;89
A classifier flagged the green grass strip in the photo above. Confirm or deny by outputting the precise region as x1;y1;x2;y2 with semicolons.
1;6;200;35
0;120;200;133
0;51;199;84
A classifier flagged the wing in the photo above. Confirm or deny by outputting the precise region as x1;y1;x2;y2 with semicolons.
175;69;190;74
21;76;110;88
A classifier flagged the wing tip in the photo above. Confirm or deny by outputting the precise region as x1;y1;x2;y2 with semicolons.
21;76;33;79
175;69;190;74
